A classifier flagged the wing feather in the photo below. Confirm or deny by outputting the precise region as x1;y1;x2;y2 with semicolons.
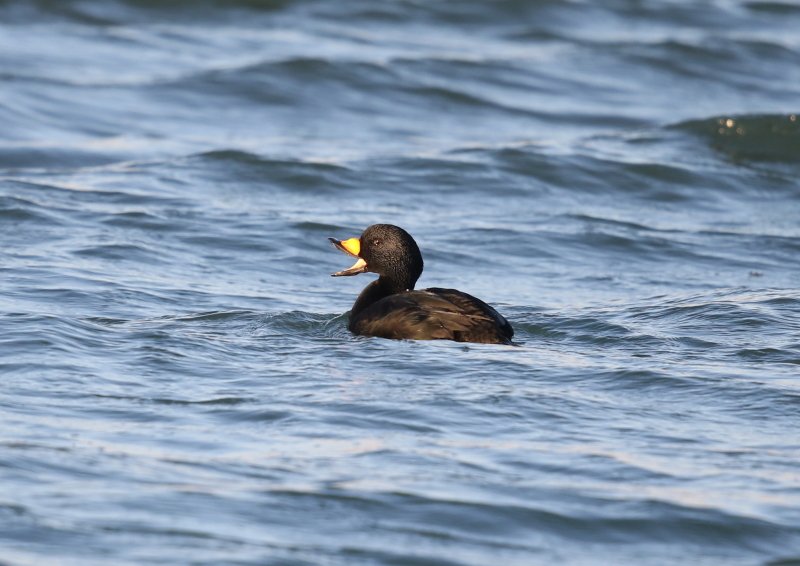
349;288;513;344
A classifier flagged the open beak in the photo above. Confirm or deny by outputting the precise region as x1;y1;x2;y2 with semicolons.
328;237;368;277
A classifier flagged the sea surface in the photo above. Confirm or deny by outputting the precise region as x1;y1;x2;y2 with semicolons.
1;1;800;564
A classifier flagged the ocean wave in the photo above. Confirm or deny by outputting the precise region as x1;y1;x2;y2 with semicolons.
3;1;800;564
675;113;800;162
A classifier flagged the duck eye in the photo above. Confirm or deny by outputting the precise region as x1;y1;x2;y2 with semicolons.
372;239;381;246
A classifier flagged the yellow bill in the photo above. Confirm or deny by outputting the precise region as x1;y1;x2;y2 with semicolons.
328;237;368;277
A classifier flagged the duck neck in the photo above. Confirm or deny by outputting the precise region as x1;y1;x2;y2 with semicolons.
379;272;416;295
351;276;413;319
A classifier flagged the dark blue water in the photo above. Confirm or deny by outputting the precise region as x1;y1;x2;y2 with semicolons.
2;1;800;564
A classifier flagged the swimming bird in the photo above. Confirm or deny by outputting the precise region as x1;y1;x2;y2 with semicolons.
329;224;513;344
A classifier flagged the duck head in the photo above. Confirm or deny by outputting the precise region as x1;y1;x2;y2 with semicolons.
329;224;424;291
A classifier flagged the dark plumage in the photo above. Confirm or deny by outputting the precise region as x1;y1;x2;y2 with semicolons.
329;224;513;344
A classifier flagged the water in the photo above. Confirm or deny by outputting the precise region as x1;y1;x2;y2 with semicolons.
2;1;800;564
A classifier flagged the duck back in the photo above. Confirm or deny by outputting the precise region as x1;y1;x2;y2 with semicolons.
349;287;513;344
